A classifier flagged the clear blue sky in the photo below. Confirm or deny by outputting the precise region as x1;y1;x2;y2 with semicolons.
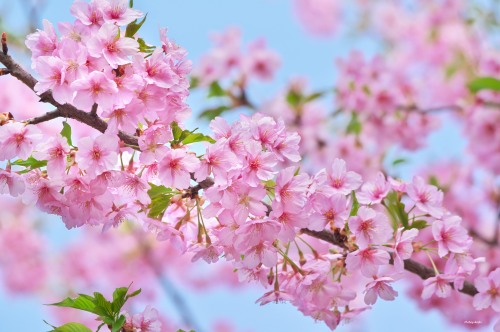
0;1;492;331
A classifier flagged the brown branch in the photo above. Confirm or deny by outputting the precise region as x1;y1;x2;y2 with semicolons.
300;228;349;250
397;104;463;113
304;229;478;297
1;32;8;55
181;177;214;199
0;50;139;148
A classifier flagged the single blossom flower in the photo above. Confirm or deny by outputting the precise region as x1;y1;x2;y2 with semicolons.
348;206;392;248
421;274;455;299
0;122;41;161
87;23;139;69
158;148;200;189
473;268;500;312
323;158;362;195
407;176;444;218
75;133;119;177
364;276;398;305
432;215;470;257
71;71;118;110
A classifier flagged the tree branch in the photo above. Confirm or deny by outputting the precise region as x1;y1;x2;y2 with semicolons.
0;50;139;148
302;229;478;297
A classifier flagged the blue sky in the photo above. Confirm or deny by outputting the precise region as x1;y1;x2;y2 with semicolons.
0;1;492;331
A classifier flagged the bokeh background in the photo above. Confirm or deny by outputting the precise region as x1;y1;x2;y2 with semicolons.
0;1;494;331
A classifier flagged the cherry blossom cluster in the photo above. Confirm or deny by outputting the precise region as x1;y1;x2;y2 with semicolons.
0;0;499;331
192;27;280;87
26;0;191;127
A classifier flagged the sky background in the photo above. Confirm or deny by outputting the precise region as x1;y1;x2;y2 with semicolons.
0;1;493;331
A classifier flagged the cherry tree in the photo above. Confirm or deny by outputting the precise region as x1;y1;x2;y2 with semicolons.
0;0;499;331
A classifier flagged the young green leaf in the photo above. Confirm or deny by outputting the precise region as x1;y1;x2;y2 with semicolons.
181;133;215;145
61;121;73;146
48;294;97;315
207;81;226;98
468;76;500;93
12;156;47;170
346;112;362;135
349;191;360;217
50;322;92;332
198;105;231;120
409;219;428;230
286;89;302;107
111;315;127;332
125;13;148;38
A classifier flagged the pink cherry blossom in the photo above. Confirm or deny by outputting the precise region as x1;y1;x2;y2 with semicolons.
432;215;470;257
407;175;445;218
357;172;390;204
273;166;310;214
242;39;280;81
75;133;119;177
323;158;362;195
0;122;42;161
421;274;455;299
123;305;162;332
70;0;105;28
71;71;118;110
0;168;25;197
87;23;139;69
256;290;294;305
242;142;277;186
309;194;349;231
102;0;143;25
392;227;419;271
33;56;74;104
345;248;390;278
25;19;58;59
473;268;500;312
158;148;200;189
348;206;391;248
364;276;398;305
33;136;70;178
194;140;240;185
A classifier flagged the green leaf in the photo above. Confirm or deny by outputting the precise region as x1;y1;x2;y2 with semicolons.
148;185;174;218
111;315;126;332
129;0;133;7
198;105;231;121
111;287;128;313
138;38;156;54
61;121;73;146
286;90;302;107
148;184;172;199
48;295;97;315
409;220;428;230
92;292;114;318
126;288;142;299
428;175;440;188
304;91;325;102
190;77;200;90
392;158;406;166
384;191;409;229
125;13;148;38
346;112;362;135
171;122;183;141
12;156;47;169
349;191;359;217
207;81;226;98
182;133;215;145
468;76;500;93
51;322;92;332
